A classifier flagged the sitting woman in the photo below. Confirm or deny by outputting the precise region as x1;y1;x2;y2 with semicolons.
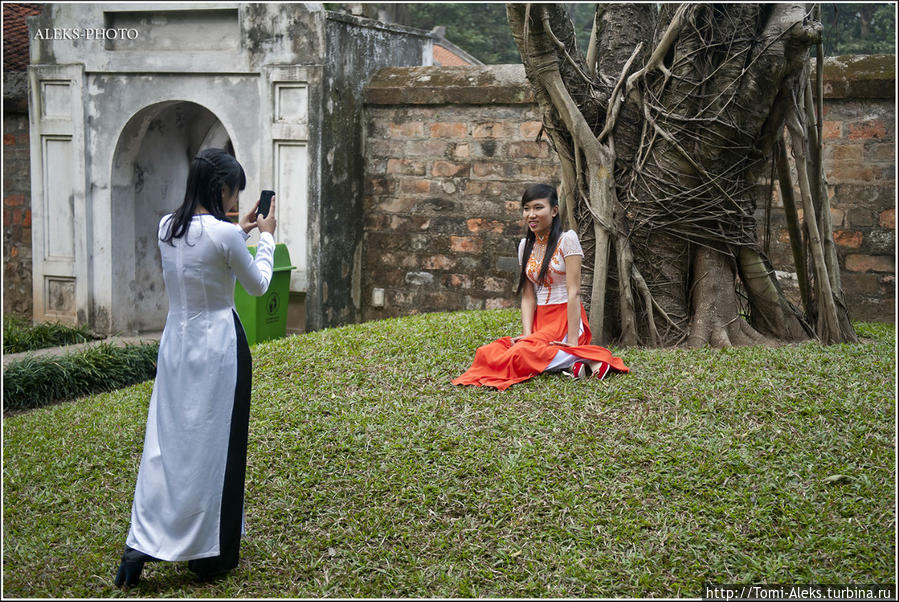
452;183;628;390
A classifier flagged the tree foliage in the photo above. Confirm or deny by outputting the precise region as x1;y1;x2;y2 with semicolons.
403;3;521;63
329;3;894;63
820;3;896;55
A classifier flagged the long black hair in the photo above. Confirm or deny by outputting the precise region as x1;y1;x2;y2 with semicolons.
160;148;246;244
516;183;562;294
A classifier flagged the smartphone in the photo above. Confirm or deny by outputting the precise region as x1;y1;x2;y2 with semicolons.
258;190;275;218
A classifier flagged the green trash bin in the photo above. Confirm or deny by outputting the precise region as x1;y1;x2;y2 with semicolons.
234;243;296;345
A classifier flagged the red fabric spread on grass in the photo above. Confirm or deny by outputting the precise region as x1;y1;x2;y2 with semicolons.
452;303;629;390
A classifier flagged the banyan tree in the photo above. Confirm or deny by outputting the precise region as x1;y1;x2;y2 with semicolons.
507;3;858;348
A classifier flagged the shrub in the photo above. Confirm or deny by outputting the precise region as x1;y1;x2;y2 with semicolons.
2;342;159;411
3;315;100;354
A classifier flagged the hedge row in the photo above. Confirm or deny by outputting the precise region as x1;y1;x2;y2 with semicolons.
3;342;159;411
3;315;100;354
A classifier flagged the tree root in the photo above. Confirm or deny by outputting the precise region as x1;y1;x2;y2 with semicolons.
685;247;775;349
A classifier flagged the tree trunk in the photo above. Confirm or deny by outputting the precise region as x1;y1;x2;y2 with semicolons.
507;2;857;348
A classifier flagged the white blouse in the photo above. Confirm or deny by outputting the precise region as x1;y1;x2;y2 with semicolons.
518;229;584;305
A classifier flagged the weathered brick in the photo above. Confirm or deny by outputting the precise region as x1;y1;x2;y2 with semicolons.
399;179;433;194
393;290;415;304
386;158;426;175
472;162;506;178
482;276;507;293
378;196;416;213
367;177;385;195
424;291;461;308
422;255;455;270
464;181;488;195
848;207;874;227
466;218;505;233
388;122;424;138
367;138;406;158
390;215;433;232
829;163;878;182
833;230;863;248
832;144;864;161
416;197;458;214
862;229;895;255
450;236;482;253
830;207;845;227
452;143;470;159
865;142;894;163
508;141;550;159
472;122;510;138
364;214;389;230
405;139;449;158
405;271;435;286
848;119;886;140
471;140;500;159
845;254;893;273
447;273;472;289
522;164;560;180
3;134;15;146
430;122;467;138
485;297;514;310
841;272;882;295
519;120;543;139
4;194;24;207
822;120;842;139
464;296;485;310
496;256;520;272
23;210;30;228
879;208;895;229
432;160;468;177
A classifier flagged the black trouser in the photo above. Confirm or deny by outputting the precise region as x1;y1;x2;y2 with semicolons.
188;310;252;576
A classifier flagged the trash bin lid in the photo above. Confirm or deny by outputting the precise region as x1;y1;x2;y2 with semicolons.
247;243;297;271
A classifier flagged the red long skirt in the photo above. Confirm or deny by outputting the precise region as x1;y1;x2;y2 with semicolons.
452;303;629;390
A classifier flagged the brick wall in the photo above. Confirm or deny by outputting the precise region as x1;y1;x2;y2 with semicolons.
363;59;895;324
820;98;894;322
3;108;33;319
764;56;895;322
362;66;559;321
3;3;41;320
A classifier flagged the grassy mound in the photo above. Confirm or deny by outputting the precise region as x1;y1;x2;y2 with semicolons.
2;310;894;597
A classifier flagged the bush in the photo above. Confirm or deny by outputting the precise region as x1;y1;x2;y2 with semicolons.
3;315;100;354
2;342;159;411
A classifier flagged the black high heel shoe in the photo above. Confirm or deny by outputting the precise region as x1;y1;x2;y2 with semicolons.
114;546;158;588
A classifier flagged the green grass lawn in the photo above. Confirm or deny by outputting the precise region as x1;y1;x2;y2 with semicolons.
2;310;895;598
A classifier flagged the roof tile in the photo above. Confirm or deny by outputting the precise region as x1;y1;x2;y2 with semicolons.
3;4;44;72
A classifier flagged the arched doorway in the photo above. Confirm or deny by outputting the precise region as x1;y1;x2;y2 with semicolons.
110;101;235;333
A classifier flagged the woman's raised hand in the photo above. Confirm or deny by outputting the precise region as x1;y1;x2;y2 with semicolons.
239;200;261;233
257;197;276;234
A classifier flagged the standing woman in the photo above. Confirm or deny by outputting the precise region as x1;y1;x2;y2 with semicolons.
115;148;277;587
452;183;628;390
